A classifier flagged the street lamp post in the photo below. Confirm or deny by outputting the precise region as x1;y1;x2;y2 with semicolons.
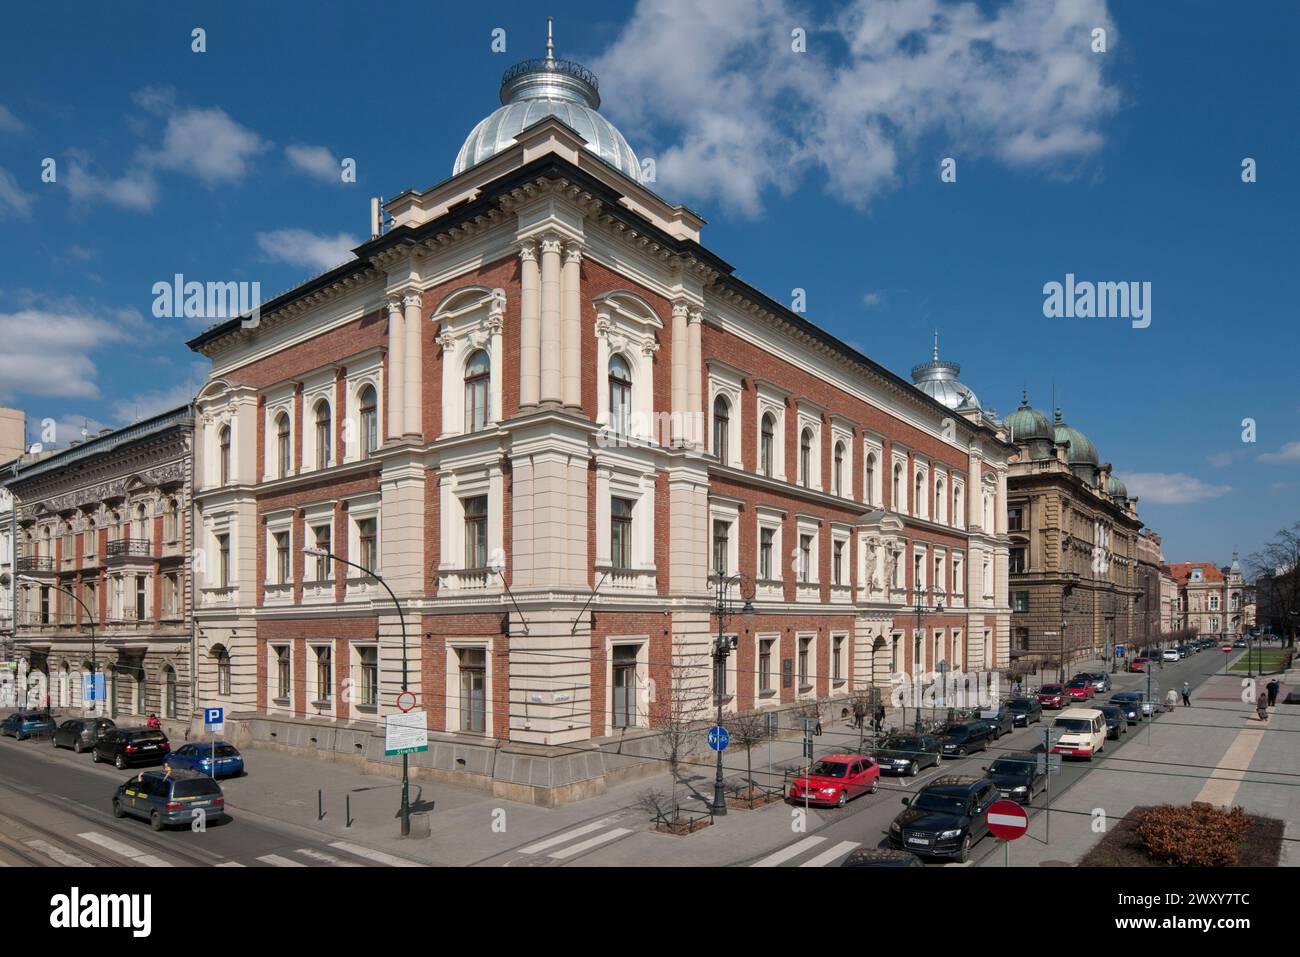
17;575;97;715
911;588;943;730
303;546;410;837
710;574;753;817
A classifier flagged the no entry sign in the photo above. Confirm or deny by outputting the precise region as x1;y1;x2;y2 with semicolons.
987;800;1029;840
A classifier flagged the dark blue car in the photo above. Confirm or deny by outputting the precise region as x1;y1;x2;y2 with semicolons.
1;711;56;740
164;741;244;778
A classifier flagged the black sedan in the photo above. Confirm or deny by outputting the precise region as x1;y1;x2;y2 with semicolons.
982;752;1048;804
1096;704;1128;739
974;707;1015;740
91;728;170;769
935;721;992;757
1005;697;1043;726
871;735;943;776
51;717;116;753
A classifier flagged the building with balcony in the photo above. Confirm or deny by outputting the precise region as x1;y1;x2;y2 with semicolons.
185;33;1012;803
1166;555;1246;637
4;407;194;719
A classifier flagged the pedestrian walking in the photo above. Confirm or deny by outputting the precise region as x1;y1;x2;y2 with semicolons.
1165;688;1178;711
1181;682;1191;707
873;703;886;735
1266;679;1280;707
1256;690;1269;722
852;700;866;730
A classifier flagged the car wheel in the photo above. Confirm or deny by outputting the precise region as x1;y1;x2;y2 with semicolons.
835;790;847;808
958;834;972;864
869;778;879;794
91;749;101;763
73;741;83;753
112;798;124;819
957;747;967;757
115;754;125;770
150;811;164;832
909;761;919;777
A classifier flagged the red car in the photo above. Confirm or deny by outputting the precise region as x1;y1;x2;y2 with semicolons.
789;755;880;807
1065;679;1095;701
1129;657;1152;673
1036;685;1069;709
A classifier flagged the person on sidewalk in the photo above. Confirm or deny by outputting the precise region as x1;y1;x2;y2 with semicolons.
146;712;162;730
1266;679;1280;707
1181;682;1191;707
1165;688;1178;711
1256;690;1269;722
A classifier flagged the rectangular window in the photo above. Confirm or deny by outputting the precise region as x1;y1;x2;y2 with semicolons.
358;646;378;707
612;644;638;729
274;645;290;701
217;534;230;588
357;519;377;574
1008;506;1024;531
314;646;332;703
759;528;774;580
40;586;50;625
135;575;147;620
163;574;179;618
758;639;773;692
458;647;486;733
611;497;633;569
1009;547;1026;574
275;531;290;584
799;534;813;583
712;520;730;577
313;525;331;581
832;635;844;682
1013;590;1030;613
463;497;488;569
798;636;811;688
833;540;844;586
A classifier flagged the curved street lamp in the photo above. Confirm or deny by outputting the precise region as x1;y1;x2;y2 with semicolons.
710;573;754;816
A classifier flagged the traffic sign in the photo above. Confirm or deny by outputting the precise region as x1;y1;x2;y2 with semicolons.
204;707;224;726
707;725;730;751
987;800;1029;840
384;710;429;756
396;690;417;713
83;673;105;702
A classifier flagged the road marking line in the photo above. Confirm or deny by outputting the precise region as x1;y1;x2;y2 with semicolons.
751;836;826;867
518;818;615;855
295;848;361;867
258;854;306;867
548;827;632;860
215;861;245;867
799;840;860;868
77;832;173;867
25;839;92;867
328;840;421;867
1194;722;1268;807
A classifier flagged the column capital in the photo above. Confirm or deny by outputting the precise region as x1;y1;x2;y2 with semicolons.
386;295;404;314
687;307;704;325
518;240;537;262
563;242;584;264
671;301;690;319
402;291;422;309
539;234;563;256
487;287;507;320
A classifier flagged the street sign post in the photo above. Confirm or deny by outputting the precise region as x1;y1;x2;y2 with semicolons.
707;725;729;752
203;707;224;779
987;799;1029;866
384;711;429;757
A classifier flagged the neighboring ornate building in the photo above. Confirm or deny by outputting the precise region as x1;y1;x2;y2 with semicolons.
1134;528;1165;649
1003;397;1145;676
1159;562;1179;634
4;407;195;719
1166;555;1246;636
185;34;1013;803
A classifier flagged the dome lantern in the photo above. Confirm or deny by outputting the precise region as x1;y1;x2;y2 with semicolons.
910;331;981;412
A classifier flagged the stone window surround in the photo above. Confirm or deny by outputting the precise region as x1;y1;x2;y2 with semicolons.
708;496;743;579
345;493;382;602
603;634;650;732
302;501;337;602
435;286;506;439
862;433;884;507
829;523;852;595
594;291;661;443
795;514;821;595
828;417;855;500
262;383;297;481
754;632;780;703
795;631;818;697
754;380;789;482
795;402;824;491
438;457;505;587
300;369;337;475
890;448;909;515
307;640;334;714
754;504;785;599
706;359;745;470
343;350;385;462
262;508;294;600
594;455;656;586
912;455;931;521
268;642;292;714
446;637;493;738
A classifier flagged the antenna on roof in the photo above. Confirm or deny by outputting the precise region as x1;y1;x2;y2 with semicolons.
546;16;555;61
932;328;939;362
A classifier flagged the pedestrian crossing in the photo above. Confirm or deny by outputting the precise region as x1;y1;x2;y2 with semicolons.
515;817;634;861
750;834;974;867
13;830;418;868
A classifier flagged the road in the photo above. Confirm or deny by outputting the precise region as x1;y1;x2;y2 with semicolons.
0;732;418;868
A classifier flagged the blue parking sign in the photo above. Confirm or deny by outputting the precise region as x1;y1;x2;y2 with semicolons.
204;707;224;726
83;673;105;702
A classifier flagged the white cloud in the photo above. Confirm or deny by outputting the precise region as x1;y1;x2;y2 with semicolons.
1205;451;1235;468
1259;441;1300;464
62;153;157;211
286;144;342;183
0;104;23;134
0;296;144;402
1121;472;1231;505
0;167;33;218
862;291;883;309
148;106;269;185
256;228;357;273
594;0;1119;215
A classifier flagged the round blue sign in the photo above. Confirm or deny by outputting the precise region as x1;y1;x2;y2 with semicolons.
707;726;730;751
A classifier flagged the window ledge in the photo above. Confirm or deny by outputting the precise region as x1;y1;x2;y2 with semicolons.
272;697;290;707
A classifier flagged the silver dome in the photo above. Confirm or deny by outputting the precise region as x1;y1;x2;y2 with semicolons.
453;25;641;183
910;332;980;412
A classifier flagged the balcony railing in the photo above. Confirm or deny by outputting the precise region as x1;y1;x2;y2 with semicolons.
16;556;54;572
106;538;153;559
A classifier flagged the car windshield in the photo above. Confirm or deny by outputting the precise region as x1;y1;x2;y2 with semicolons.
1039;685;1062;693
172;780;222;798
1099;707;1120;717
989;759;1034;776
1054;718;1093;732
912;792;969;814
1066;680;1087;688
881;738;925;751
809;761;849;778
1006;699;1032;710
939;725;968;737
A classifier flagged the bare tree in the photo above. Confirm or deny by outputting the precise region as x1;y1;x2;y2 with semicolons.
723;710;770;797
1250;521;1300;645
648;662;705;821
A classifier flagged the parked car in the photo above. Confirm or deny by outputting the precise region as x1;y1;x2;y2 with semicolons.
871;735;943;776
1175;645;1190;659
888;775;999;862
974;707;1016;740
1005;697;1043;726
1129;657;1153;673
840;847;924;868
1096;704;1127;739
1;711;56;740
982;752;1048;803
788;755;880;807
1051;708;1107;760
112;769;226;831
1162;649;1180;662
1233;639;1247;648
92;728;170;769
935;721;992;757
1036;684;1069;709
1078;672;1111;693
165;741;245;778
1108;695;1142;724
1064;678;1096;701
51;717;116;752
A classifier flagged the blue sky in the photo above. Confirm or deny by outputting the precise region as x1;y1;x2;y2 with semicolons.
0;0;1296;566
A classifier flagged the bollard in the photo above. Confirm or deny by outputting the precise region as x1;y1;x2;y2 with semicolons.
346;794;351;828
318;789;324;822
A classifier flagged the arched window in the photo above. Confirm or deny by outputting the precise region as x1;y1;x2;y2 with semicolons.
800;429;813;487
954;486;963;526
833;442;845;496
892;464;902;509
609;355;632;434
315;400;332;469
275;412;291;478
359;385;378;456
163;498;178;542
760;413;775;477
914;473;924;515
712;395;730;462
109;510;121;542
865;452;876;505
163;665;177;719
935;478;945;522
214;646;231;697
218;425;231;485
464;350;491;433
134;503;149;542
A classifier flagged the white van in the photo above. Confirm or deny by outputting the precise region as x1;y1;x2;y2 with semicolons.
1051;708;1107;760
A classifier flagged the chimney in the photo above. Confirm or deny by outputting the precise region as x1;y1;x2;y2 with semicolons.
0;407;24;462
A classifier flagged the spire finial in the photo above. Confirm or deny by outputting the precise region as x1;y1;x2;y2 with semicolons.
932;329;939;362
1021;384;1028;406
546;16;554;60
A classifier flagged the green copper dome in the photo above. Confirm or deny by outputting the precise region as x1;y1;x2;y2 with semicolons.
1053;409;1099;465
1108;474;1128;499
1004;396;1052;443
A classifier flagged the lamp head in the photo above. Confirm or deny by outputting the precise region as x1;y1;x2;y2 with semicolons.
302;547;326;558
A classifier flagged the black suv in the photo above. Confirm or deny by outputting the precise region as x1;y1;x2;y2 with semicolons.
92;728;170;769
888;775;999;862
982;752;1047;804
51;717;116;753
1097;704;1128;739
1005;697;1043;726
935;721;992;757
973;707;1015;740
871;735;943;776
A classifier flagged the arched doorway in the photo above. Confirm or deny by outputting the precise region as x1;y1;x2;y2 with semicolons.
163;665;178;719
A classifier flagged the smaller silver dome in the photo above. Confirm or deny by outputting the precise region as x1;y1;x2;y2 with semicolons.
910;331;980;412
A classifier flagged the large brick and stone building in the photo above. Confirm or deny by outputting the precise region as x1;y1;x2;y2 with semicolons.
185;39;1012;803
5;407;195;718
1166;556;1246;637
